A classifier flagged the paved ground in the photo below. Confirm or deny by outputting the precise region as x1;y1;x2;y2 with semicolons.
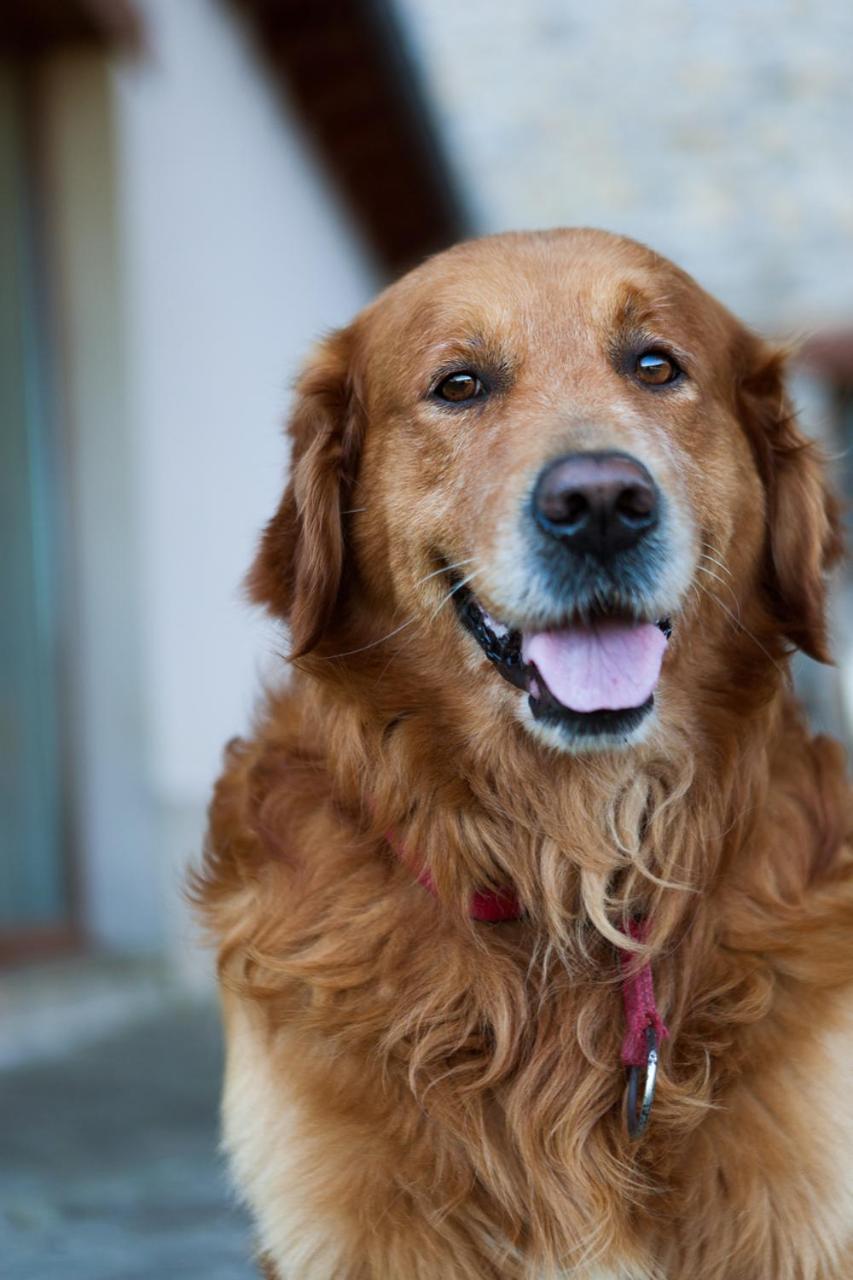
1;1001;257;1279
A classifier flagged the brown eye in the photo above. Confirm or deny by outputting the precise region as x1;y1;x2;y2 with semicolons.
635;351;680;386
435;371;485;403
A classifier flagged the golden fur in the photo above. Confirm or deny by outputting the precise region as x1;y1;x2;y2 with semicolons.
195;229;853;1279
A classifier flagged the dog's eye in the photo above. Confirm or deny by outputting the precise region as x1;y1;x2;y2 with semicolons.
635;351;681;386
435;371;485;403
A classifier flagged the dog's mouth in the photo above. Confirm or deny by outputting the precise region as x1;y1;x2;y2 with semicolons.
452;579;672;740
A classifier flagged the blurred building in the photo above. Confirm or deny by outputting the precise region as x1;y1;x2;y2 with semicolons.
2;0;852;1060
397;0;853;335
1;0;467;1058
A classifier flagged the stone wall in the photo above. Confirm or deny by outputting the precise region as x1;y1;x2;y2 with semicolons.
396;0;853;335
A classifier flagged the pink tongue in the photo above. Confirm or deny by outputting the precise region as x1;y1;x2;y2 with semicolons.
522;621;667;713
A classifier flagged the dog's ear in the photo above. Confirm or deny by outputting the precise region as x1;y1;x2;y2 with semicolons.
737;338;843;663
248;326;364;657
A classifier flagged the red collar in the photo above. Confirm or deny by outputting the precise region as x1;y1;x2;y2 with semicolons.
413;864;523;923
387;831;669;1079
386;829;522;922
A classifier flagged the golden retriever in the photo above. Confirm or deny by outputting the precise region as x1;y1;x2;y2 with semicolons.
196;229;853;1279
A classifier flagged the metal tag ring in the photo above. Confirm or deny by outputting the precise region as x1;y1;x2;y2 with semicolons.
625;1024;659;1140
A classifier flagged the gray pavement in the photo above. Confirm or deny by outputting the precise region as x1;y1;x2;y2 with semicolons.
1;1001;256;1279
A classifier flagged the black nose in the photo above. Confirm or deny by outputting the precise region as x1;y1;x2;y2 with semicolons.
533;451;659;557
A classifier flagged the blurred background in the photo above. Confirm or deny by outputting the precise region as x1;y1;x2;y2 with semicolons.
2;1;852;1275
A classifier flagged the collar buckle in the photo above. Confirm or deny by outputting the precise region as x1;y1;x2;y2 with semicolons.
625;1024;659;1140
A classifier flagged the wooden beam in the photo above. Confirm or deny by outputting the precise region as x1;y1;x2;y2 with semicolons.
0;0;143;57
235;0;468;277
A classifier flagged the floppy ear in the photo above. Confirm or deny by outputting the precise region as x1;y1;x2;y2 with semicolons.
738;340;843;663
248;326;364;657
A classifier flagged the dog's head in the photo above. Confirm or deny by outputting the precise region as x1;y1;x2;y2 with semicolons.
250;230;841;755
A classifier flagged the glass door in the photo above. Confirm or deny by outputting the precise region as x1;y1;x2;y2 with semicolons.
0;63;72;954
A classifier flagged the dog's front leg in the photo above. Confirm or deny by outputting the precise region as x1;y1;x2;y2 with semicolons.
223;993;506;1280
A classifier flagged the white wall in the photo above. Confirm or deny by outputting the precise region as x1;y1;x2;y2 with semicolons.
39;52;161;952
42;0;377;964
116;0;376;805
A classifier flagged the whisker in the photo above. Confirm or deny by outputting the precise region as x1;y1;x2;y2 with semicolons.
321;615;418;660
700;549;734;581
694;581;783;674
427;570;480;623
374;563;483;682
413;558;476;589
697;564;733;589
699;538;734;577
696;564;741;618
326;564;482;667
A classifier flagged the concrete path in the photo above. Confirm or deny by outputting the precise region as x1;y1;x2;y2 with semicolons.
1;1001;256;1279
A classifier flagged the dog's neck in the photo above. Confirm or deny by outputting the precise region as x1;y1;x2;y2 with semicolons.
292;653;807;967
214;660;849;1260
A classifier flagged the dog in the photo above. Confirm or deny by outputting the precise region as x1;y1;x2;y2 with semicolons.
196;229;853;1279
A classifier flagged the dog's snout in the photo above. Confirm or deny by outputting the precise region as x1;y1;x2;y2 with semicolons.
533;451;659;557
